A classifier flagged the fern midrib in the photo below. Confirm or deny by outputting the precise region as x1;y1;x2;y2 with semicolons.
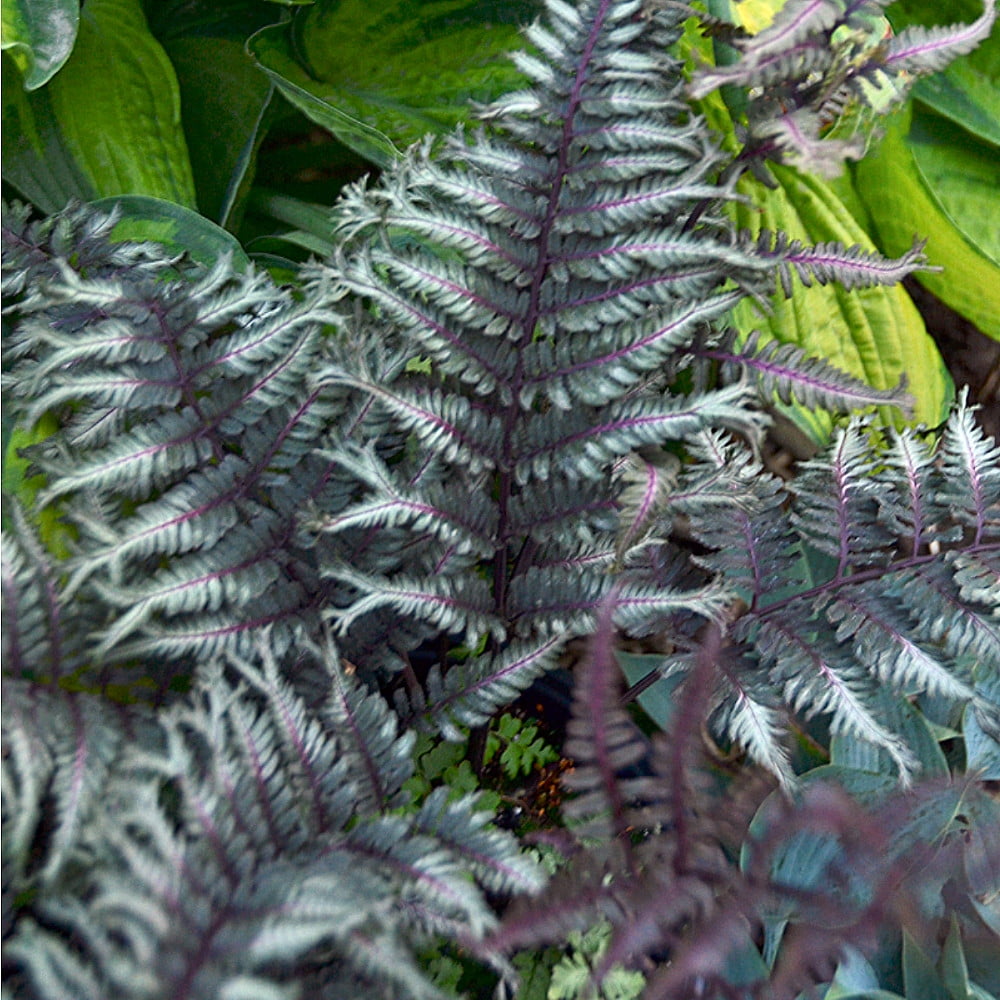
154;300;228;467
494;0;614;621
756;541;1000;620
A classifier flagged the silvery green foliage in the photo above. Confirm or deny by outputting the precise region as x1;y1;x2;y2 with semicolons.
311;0;927;732
1;0;993;789
1;202;367;668
488;614;1000;1000
2;641;541;999
2;0;999;995
688;0;997;177
660;401;1000;784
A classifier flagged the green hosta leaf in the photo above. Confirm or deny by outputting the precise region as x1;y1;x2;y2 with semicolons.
941;917;974;1000
248;0;537;167
903;932;951;1000
2;51;94;209
909;107;1000;265
853;104;1000;341
90;196;250;270
1;0;79;89
160;35;275;228
246;189;337;258
2;0;196;212
729;162;952;443
914;55;1000;148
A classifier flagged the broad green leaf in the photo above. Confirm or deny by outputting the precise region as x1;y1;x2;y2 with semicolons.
853;105;1000;341
915;57;1000;148
246;189;337;258
2;51;95;210
1;0;78;88
248;25;400;168
142;2;288;228
3;0;196;212
248;0;537;167
161;36;275;228
729;162;952;442
941;917;973;1000
909;107;1000;264
90;195;250;270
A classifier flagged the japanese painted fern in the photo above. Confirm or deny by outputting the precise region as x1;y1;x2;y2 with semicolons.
3;0;999;997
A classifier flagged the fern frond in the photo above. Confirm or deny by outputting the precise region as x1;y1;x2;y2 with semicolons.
414;636;566;738
318;371;501;475
752;614;918;777
688;0;995;178
315;0;827;669
312;446;498;558
688;37;835;99
703;328;913;416
670;400;999;779
1;682;144;915
885;562;1000;669
411;786;545;896
884;1;997;76
514;384;763;484
614;452;681;561
711;670;794;786
2;508;83;682
789;420;893;573
562;600;653;851
749;231;931;296
936;388;1000;544
329;567;504;648
1;204;372;667
4;637;538;999
518;291;745;409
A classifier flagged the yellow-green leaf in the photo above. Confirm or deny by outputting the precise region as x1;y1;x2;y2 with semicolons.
729;162;953;441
